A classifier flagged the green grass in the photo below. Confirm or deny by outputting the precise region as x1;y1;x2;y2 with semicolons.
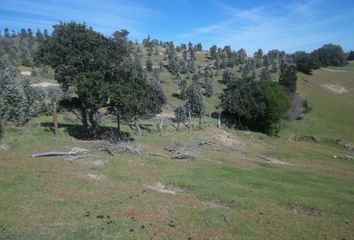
1;55;354;239
1;117;353;239
284;61;354;142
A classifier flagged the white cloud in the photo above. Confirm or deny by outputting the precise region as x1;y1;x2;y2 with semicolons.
0;0;159;38
179;0;352;53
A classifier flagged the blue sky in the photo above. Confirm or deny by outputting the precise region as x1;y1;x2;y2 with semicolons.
1;0;353;53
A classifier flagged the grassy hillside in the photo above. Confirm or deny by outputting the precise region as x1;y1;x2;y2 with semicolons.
285;61;354;142
1;51;353;239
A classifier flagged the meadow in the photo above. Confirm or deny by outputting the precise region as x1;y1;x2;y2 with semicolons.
0;59;353;239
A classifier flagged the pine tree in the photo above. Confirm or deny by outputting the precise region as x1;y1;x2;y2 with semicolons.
0;68;29;128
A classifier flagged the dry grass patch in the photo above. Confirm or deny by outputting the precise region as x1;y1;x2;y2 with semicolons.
322;84;348;94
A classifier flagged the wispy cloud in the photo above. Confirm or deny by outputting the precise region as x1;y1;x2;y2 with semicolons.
0;0;160;38
179;0;353;52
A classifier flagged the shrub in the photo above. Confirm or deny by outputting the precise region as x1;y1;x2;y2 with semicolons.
184;83;205;117
174;105;188;123
220;80;290;135
0;68;29;126
279;62;298;93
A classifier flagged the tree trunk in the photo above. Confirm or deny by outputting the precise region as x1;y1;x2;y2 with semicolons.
217;112;221;128
117;111;121;132
188;111;192;131
88;110;98;137
159;117;164;131
52;101;58;137
134;117;142;136
81;108;89;131
0;117;4;139
208;112;212;128
199;113;202;129
177;107;180;132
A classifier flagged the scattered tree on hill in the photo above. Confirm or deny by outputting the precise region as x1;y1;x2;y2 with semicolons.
260;67;271;81
184;83;205;117
237;48;247;64
174;105;188;126
313;44;347;67
279;62;298;93
146;57;153;72
220;79;290;135
293;51;313;74
194;43;203;51
209;45;218;59
36;22;128;135
178;78;187;99
241;59;256;80
144;79;166;117
0;68;30;136
107;62;165;131
253;49;263;67
347;51;354;61
222;68;238;86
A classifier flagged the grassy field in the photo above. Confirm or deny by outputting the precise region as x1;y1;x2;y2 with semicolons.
0;59;353;239
283;62;354;142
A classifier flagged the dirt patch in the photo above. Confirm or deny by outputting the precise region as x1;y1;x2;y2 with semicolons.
92;159;107;166
164;141;198;160
288;205;320;215
0;144;9;150
31;82;60;88
344;143;354;152
203;201;230;209
20;71;31;76
255;155;290;165
156;110;175;119
147;182;184;195
322;84;348;94
207;128;243;150
322;68;347;73
56;187;74;199
86;173;102;180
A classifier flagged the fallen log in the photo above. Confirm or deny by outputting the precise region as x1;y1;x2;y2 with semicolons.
32;151;75;158
32;147;90;158
63;155;90;161
149;153;170;159
255;155;272;162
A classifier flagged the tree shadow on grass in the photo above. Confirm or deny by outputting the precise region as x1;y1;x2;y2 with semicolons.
40;122;132;141
172;93;183;99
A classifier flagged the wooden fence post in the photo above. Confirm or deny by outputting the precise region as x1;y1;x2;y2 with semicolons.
53;101;58;137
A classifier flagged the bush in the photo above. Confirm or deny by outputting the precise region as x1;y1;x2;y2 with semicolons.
279;62;298;93
222;68;237;86
184;83;205;117
220;80;290;135
144;79;166;117
174;105;188;123
293;52;313;74
0;68;30;126
313;44;347;67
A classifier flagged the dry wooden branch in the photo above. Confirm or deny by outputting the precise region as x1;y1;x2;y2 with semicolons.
99;142;143;156
256;155;272;162
149;153;170;159
165;141;199;160
32;147;90;158
63;155;90;161
32;151;74;158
